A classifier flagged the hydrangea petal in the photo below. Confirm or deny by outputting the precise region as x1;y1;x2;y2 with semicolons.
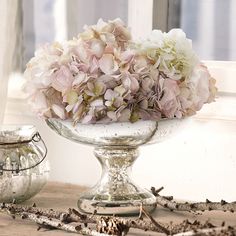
99;54;118;75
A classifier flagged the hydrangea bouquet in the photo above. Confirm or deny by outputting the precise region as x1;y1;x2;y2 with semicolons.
24;19;217;124
24;19;218;215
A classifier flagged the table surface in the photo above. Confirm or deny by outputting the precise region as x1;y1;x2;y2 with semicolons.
1;182;236;236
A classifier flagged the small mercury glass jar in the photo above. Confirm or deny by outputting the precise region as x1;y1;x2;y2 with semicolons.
0;125;49;203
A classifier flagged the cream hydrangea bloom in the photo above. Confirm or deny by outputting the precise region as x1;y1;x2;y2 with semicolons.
134;29;199;80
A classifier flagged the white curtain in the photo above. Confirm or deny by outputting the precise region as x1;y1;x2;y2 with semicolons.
0;0;20;124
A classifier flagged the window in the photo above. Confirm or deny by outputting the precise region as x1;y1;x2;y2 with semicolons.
11;0;236;71
22;0;128;67
153;0;236;61
6;0;236;99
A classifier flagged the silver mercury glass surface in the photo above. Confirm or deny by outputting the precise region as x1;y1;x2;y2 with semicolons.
0;125;49;203
46;118;187;215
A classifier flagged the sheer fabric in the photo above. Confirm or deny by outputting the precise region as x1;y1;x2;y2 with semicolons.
0;0;20;124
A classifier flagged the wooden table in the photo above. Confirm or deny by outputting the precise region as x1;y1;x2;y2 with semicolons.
1;182;236;236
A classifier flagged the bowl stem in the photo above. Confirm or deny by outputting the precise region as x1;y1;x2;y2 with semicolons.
78;146;156;216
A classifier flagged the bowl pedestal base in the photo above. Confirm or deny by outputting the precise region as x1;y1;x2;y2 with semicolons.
77;147;156;216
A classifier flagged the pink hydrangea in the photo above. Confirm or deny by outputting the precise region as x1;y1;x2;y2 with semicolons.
24;18;217;124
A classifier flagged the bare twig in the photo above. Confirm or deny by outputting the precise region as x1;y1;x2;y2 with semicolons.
22;212;113;236
172;226;236;236
140;205;170;235
0;203;168;234
156;195;236;212
151;187;236;213
151;186;164;195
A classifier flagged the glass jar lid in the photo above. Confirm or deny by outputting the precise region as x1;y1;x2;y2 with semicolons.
0;125;37;145
0;125;47;172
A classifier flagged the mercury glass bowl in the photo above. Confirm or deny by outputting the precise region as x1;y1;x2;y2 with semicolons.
46;118;186;215
0;125;49;203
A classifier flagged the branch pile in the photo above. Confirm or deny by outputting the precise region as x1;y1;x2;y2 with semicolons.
1;187;236;236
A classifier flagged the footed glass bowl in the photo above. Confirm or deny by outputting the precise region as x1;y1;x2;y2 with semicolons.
46;118;186;215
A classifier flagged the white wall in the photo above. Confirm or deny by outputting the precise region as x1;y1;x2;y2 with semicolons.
4;62;236;202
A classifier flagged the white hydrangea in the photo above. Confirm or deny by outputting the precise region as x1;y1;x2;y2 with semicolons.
134;28;199;80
